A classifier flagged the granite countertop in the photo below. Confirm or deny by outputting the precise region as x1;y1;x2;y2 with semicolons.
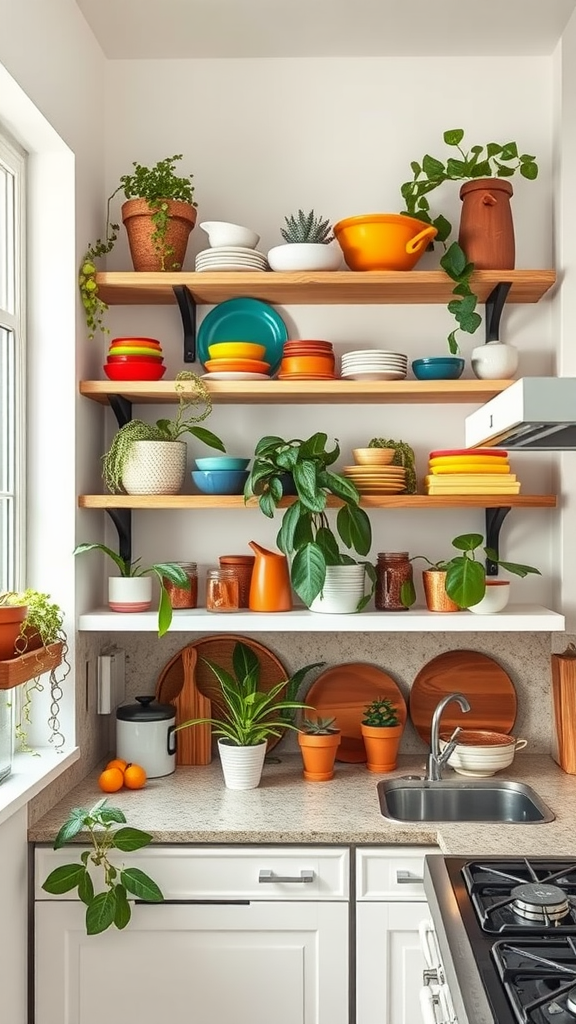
28;753;576;855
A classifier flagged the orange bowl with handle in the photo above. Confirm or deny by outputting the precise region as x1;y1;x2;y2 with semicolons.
333;213;438;271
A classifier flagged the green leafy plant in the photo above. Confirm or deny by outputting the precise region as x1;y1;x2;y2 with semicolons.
367;437;417;494
41;799;163;935
102;372;225;493
362;697;400;728
244;432;375;608
281;209;334;244
176;641;320;746
400;129;539;353
73;543;190;637
301;716;339;735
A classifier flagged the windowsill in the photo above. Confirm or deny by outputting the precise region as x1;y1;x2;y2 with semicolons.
0;746;79;827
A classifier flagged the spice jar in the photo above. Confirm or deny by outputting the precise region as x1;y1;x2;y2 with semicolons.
375;552;413;612
218;555;255;608
206;568;239;613
163;562;198;609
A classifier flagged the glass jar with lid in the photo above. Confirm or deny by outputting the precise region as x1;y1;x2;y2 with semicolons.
375;552;413;612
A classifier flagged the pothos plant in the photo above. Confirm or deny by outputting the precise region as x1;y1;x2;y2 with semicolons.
41;799;163;935
400;128;539;353
243;432;375;608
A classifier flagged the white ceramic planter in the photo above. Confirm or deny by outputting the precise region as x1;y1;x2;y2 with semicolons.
267;243;342;272
309;564;366;614
468;579;511;615
108;576;153;613
121;440;187;495
471;340;518;380
217;738;267;789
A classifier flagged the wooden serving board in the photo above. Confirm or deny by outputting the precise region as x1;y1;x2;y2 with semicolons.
409;650;517;744
305;662;407;763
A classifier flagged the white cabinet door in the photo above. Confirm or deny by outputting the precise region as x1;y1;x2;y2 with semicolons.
35;900;349;1024
356;901;427;1024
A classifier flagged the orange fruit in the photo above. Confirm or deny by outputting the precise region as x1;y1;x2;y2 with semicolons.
98;766;124;793
123;763;147;790
105;758;128;772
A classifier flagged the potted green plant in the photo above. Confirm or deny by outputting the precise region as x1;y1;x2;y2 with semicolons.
79;153;197;338
73;543;192;637
360;697;403;772
102;372;225;495
298;716;341;782
267;209;341;272
367;437;417;494
400;128;539;355
175;641;319;789
244;432;375;609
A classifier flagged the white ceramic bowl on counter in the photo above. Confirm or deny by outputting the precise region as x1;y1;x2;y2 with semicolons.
439;729;528;777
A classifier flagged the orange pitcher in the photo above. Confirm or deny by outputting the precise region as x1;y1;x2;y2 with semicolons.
248;541;293;612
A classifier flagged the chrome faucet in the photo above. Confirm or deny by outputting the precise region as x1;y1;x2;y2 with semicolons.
425;692;471;782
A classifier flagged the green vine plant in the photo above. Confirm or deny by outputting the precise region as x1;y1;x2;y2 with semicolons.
41;799;163;935
400;129;539;353
78;222;119;340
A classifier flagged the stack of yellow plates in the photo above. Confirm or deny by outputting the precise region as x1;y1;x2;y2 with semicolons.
343;465;407;494
424;448;520;495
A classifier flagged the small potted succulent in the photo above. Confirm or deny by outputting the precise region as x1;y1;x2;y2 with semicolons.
267;209;341;272
360;698;403;773
298;716;341;782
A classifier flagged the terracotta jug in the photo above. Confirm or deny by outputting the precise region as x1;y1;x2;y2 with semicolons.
458;178;515;270
248;541;293;612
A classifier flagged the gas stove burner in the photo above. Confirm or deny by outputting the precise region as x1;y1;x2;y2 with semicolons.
511;883;570;923
566;986;576;1016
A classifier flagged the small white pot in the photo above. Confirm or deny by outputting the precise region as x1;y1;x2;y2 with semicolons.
471;341;518;380
121;440;187;495
108;575;152;613
468;580;510;615
308;565;366;614
217;738;267;789
267;243;342;272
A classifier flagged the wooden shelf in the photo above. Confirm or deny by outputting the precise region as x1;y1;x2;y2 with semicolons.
80;379;515;406
79;494;557;510
95;269;556;306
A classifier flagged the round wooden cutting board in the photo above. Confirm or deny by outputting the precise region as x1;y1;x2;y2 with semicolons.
305;662;407;763
409;650;517;744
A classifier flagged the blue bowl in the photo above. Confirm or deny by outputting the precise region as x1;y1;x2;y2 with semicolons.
191;469;250;495
195;456;250;472
411;357;465;380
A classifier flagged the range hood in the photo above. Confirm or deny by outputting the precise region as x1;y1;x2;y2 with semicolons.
465;377;576;450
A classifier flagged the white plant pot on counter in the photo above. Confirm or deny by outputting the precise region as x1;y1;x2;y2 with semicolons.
217;738;267;789
468;580;511;615
121;440;187;495
267;243;342;272
108;575;152;613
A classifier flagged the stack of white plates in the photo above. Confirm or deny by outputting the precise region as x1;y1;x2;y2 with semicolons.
342;465;407;494
195;247;269;273
340;349;408;381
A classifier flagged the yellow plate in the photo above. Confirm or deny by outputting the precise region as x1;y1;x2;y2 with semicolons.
429;454;510;466
429;463;510;475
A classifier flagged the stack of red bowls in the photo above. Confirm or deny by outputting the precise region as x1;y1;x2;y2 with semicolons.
278;340;336;380
104;337;166;381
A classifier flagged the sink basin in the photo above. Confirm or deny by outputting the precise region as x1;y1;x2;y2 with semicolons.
377;778;555;823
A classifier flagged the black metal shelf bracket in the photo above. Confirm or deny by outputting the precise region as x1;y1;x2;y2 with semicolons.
105;508;132;565
174;285;197;363
109;395;133;429
485;506;511;575
484;281;512;343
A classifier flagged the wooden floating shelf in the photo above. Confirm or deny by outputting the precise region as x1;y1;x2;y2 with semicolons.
0;642;64;691
80;379;515;406
79;495;557;510
95;269;556;306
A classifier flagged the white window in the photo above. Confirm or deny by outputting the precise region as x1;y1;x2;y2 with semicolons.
0;128;25;592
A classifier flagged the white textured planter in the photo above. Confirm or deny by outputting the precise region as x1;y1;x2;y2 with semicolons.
308;564;366;614
267;243;342;272
468;580;511;615
108;576;153;613
471;341;518;380
217;738;267;790
121;441;187;495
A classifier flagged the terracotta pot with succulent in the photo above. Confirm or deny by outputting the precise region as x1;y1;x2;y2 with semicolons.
298;716;341;782
401;532;541;612
102;372;225;496
267;209;341;272
79;154;197;338
175;641;320;790
244;432;375;609
400;128;539;356
360;698;404;773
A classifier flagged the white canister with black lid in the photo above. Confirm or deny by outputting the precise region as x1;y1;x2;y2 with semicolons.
116;696;176;778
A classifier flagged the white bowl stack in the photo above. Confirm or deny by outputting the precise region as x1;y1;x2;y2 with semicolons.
340;349;408;381
197;221;268;272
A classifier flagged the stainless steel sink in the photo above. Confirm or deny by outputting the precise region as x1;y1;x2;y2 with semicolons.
377;778;555;824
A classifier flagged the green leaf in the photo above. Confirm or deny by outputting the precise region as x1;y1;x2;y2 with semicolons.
42;864;86;895
53;807;88;848
292;460;326;512
447;331;460;355
112;827;153;852
400;579;416;608
189;426;226;452
471;160;492;177
232;642;259;687
450;293;476;317
520;162;538;180
417;196;430;211
445;557;486;607
422;154;445;180
98;807;127;825
319;470;360;504
432;214;452;243
80;850;90;865
258;490;276;519
276;499;302;554
299;431;329;458
445;157;467;177
336;504;372;556
276;447;299;470
410;161;421;175
254;435;286;456
497;560;541;578
496;163;515;177
292;512;314;551
86;890;117;935
291;543;326;606
440;241;467;278
452;533;484;552
114;885;132;930
120;868;164;902
486;142;503;158
78;870;95;906
458;311;482;334
500;141;518;160
315;526;340;564
443;128;464;146
73;542;128;577
157;585;172;638
451;282;471;298
268;476;283;503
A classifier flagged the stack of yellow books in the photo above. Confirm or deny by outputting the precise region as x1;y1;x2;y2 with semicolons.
424;448;520;495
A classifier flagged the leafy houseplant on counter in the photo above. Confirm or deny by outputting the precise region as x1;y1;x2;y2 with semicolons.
360;698;403;773
244;432;375;609
400;129;539;354
102;372;225;496
79;153;197;338
41;799;163;935
267;209;341;272
298;716;341;782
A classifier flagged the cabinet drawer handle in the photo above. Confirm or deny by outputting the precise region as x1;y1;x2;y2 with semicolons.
258;869;314;884
396;870;424;884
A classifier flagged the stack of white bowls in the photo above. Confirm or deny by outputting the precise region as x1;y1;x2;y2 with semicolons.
340;349;408;381
197;220;268;272
308;565;366;614
439;729;528;777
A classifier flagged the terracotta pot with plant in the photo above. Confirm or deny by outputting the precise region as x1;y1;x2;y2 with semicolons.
0;592;28;661
361;698;403;773
298;716;341;782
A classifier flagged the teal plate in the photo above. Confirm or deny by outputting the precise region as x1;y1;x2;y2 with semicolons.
197;297;288;373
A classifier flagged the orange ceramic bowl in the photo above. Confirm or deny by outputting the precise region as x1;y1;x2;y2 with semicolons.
281;356;335;375
333;214;438;271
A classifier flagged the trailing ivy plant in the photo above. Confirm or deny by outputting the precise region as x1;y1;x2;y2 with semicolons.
41;799;163;935
400;128;539;353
